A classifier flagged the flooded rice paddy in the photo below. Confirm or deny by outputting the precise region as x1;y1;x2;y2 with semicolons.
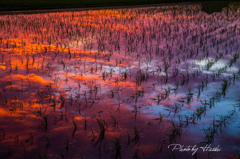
0;3;240;159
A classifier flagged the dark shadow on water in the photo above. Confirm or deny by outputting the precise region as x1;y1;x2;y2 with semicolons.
201;1;230;14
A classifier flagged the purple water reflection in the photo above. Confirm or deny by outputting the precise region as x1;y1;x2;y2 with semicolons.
0;3;240;159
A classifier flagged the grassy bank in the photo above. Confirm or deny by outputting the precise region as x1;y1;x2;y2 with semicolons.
0;0;237;11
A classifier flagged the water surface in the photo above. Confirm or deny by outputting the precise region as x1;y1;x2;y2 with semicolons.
0;3;240;159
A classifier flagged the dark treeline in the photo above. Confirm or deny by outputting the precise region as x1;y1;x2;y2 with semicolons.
0;0;238;12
